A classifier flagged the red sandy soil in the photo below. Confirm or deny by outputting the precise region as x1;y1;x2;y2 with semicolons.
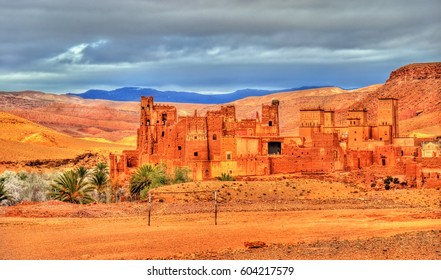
1;177;440;260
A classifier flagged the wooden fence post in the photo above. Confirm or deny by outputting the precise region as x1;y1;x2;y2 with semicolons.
214;191;218;225
148;192;152;226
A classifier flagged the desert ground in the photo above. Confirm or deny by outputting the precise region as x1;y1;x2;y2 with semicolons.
1;175;440;260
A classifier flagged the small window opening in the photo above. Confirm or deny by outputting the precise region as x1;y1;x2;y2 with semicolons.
268;142;281;155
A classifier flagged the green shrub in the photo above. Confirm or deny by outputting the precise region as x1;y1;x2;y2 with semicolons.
216;172;235;181
383;176;393;190
173;166;192;184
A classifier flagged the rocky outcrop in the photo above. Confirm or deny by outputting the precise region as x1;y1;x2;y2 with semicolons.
387;63;441;82
350;62;441;136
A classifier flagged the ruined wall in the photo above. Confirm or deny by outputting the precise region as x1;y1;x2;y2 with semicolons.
258;101;279;136
235;119;257;136
346;150;374;170
374;146;403;167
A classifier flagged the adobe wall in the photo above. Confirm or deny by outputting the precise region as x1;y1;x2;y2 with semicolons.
235;119;257;136
236;138;260;156
374;145;403;167
238;156;270;176
346;150;374;170
415;157;441;168
220;136;237;161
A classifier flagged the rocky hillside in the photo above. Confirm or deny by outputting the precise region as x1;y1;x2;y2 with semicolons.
350;62;441;136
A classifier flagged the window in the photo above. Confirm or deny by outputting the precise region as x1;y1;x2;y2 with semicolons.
194;152;199;157
268;142;282;155
147;119;150;126
269;121;273;126
212;134;217;140
178;146;182;150
194;136;197;140
226;152;232;160
161;131;165;137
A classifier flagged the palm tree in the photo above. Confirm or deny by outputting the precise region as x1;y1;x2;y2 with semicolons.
94;162;108;174
49;170;95;204
91;163;109;202
75;166;89;181
129;165;154;198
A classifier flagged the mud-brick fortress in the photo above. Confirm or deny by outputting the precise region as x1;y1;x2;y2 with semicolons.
110;96;441;187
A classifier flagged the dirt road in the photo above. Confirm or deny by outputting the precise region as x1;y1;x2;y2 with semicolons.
1;207;440;260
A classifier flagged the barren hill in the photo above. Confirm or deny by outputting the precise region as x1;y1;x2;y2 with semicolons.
0;91;140;142
0;111;133;167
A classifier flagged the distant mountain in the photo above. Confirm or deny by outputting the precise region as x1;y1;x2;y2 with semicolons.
67;86;328;104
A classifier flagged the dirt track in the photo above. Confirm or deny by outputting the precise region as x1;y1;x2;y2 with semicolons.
1;178;440;260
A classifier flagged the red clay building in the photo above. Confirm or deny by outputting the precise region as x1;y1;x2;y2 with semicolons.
110;96;439;188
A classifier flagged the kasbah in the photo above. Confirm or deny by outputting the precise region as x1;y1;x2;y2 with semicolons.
110;96;441;188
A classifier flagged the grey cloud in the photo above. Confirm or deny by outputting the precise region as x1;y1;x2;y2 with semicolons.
0;0;439;92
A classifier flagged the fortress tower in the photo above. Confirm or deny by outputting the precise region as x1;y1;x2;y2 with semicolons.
299;107;324;145
376;98;399;143
258;99;280;136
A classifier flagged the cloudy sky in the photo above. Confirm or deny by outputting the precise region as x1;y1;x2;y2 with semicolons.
0;0;439;93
